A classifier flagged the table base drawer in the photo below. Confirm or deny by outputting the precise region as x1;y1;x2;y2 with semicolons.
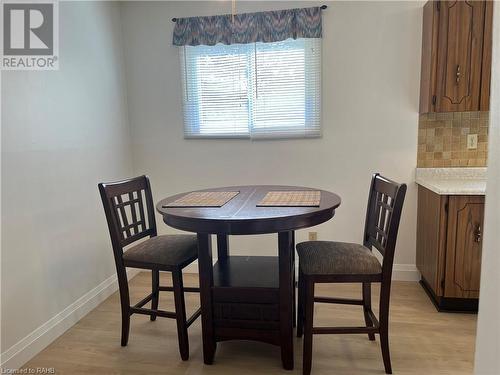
214;326;280;346
213;287;278;304
214;302;279;322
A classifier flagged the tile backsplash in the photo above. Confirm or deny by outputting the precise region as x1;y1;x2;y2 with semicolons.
417;112;489;168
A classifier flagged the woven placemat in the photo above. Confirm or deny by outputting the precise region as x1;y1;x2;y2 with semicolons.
163;191;239;208
257;191;321;207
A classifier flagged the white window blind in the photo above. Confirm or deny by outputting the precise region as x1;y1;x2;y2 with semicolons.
180;38;321;139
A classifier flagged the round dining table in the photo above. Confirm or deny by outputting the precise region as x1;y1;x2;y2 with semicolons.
156;185;341;370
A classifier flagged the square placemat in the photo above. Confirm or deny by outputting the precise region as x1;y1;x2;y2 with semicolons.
163;191;239;208
257;191;321;207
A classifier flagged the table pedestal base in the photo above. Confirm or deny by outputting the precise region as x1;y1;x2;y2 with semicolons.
197;232;295;370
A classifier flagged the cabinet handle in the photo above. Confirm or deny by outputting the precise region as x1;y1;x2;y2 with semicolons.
456;65;461;84
474;224;482;243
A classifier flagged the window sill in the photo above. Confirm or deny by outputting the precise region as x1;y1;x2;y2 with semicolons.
184;134;322;140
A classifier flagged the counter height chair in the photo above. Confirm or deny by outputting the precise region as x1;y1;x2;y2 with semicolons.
98;175;201;361
296;174;406;375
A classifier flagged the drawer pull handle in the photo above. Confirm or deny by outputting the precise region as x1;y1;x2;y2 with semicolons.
456;65;461;84
474;224;482;243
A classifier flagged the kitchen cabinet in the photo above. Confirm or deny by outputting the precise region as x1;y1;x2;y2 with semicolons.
419;1;493;113
416;185;484;311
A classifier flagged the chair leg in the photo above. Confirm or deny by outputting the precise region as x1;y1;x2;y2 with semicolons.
362;282;376;341
172;269;189;361
292;232;296;328
150;270;160;321
302;278;315;375
117;268;130;347
379;283;392;374
292;267;296;328
297;269;305;338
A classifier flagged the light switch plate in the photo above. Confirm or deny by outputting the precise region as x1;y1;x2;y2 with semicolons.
467;134;478;150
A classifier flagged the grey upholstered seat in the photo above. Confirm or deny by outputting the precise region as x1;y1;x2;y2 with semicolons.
123;235;198;268
296;241;382;276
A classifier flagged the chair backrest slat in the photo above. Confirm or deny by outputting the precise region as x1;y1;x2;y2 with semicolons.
99;176;158;254
363;174;406;278
115;195;132;239
128;192;140;234
137;190;147;233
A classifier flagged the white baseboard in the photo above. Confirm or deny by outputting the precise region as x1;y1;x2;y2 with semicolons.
0;269;140;371
392;264;420;281
183;260;420;282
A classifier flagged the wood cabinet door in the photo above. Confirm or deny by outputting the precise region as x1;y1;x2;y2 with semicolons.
416;186;448;296
419;1;439;114
435;1;486;112
479;0;493;111
444;196;484;298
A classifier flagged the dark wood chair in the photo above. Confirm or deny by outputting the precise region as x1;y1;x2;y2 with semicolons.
98;175;201;361
296;174;407;375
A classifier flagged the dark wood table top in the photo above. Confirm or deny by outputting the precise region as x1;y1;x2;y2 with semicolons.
156;185;341;235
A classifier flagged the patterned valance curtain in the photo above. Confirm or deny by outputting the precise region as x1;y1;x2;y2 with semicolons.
172;7;322;46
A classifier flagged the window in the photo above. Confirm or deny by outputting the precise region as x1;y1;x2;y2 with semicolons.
180;38;321;139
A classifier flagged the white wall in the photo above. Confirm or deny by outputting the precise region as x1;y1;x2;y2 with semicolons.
474;3;500;374
121;1;422;272
1;2;133;367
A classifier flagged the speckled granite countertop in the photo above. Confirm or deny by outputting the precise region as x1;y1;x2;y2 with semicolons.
415;168;486;195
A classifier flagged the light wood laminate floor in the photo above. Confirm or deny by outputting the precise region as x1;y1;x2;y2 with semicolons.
23;272;477;374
